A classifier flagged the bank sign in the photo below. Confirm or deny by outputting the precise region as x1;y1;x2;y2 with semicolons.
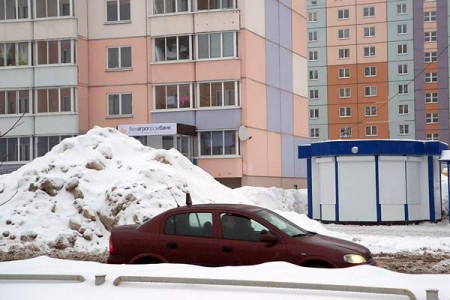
118;123;177;136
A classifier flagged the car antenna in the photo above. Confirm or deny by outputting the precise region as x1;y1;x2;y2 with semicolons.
166;184;180;207
185;192;192;206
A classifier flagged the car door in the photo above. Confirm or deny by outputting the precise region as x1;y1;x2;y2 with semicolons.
218;213;288;266
158;211;222;266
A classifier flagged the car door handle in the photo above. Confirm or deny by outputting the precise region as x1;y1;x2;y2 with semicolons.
222;246;233;253
167;242;177;249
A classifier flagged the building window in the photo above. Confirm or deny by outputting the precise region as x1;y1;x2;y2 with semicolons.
363;6;375;17
365;126;377;136
198;81;239;107
310;128;320;138
0;90;31;115
154;0;189;14
308;11;317;22
36;135;71;157
339;87;351;98
424;11;437;22
398;64;408;75
398;84;409;94
364;46;376;57
425;72;438;83
425;92;438;103
398;104;409;115
154;35;191;62
36;87;75;113
399;124;409;135
154;83;192;110
0;137;31;162
197;0;236;10
37;40;74;65
425;112;439;124
365;106;377;116
398;44;407;55
309;70;319;80
426;133;439;140
309;108;319;119
364;27;375;37
339;107;351;117
309;89;319;100
199;130;238;156
338;48;350;59
107;93;132;116
0;0;30;20
397;3;407;14
0;42;30;67
364;86;377;97
340;127;352;138
397;24;407;35
364;66;376;77
338;68;350;78
338;9;349;19
106;0;130;22
338;28;350;39
424;31;437;42
308;31;318;42
107;46;131;70
36;0;73;18
197;31;237;59
308;50;318;61
425;51;437;63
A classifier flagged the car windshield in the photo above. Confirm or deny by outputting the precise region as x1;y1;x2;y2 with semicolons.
254;209;309;237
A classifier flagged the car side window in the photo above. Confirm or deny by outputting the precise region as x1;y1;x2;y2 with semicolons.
220;213;269;242
164;212;213;237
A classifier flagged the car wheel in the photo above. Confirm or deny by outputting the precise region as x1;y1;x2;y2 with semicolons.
135;258;160;264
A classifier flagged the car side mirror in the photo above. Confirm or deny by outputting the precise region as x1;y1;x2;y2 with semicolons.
260;231;278;244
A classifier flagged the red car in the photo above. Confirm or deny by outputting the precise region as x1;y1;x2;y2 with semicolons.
107;203;374;268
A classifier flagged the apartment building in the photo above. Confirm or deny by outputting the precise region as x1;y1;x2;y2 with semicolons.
307;0;449;144
0;0;308;189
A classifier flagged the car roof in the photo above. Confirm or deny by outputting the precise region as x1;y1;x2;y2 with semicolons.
165;203;265;214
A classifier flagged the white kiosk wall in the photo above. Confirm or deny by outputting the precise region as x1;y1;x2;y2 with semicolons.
379;156;407;222
313;157;336;221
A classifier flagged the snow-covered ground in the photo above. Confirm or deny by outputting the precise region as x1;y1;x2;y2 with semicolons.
0;127;450;299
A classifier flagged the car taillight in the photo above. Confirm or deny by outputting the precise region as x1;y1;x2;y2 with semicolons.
109;237;114;255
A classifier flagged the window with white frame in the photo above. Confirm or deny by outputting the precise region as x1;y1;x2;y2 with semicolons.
198;81;239;107
309;70;319;80
339;107;351;117
340;127;352;137
310;128;320;138
424;11;436;22
425;72;438;83
365;86;377;97
397;24;407;35
199;130;238;156
425;92;438;103
339;87;351;98
365;106;377;116
398;64;408;75
397;3;407;14
154;0;189;14
0;42;30;67
107;46;131;69
308;50;318;61
398;84;409;94
425;51;437;62
426;133;439;140
364;27;375;37
106;0;130;22
0;136;31;162
309;89;319;100
308;11;317;22
154;83;192;110
398;104;409;115
107;93;132;116
365;125;377;136
0;0;30;20
338;28;350;39
425;112;438;124
197;0;236;11
154;35;190;62
363;6;375;17
364;46;375;57
338;48;350;59
338;68;350;78
364;66;376;77
338;9;349;19
309;108;319;119
197;31;237;59
308;31;318;42
424;31;437;42
36;0;73;18
36;87;75;113
399;124;409;135
36;135;71;157
37;40;74;65
398;44;407;55
0;90;31;115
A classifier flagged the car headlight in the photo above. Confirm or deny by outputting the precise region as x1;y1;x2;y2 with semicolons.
343;254;366;264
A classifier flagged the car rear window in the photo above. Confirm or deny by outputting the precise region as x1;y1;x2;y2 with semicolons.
164;212;213;237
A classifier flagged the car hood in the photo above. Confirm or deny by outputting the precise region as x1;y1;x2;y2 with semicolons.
295;233;370;255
